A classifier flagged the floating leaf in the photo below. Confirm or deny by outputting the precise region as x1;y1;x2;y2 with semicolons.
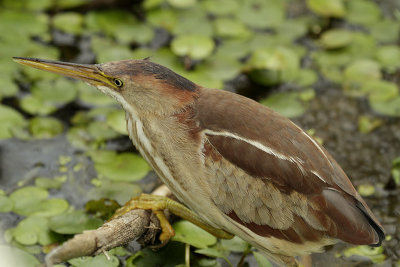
370;19;400;43
20;95;57;115
35;176;67;189
0;245;40;267
171;34;215;60
220;236;249;253
260;92;306;118
106;110;128;135
246;47;300;85
307;0;345;18
0;105;27;139
253;251;273;267
342;245;386;263
172;220;217;249
345;0;381;26
85;10;137;37
53;12;84;35
201;0;238;16
13;216;57;245
237;0;284;28
319;29;353;49
29;117;64;139
358;116;382;134
375;45;400;73
214;18;252;39
167;0;196;9
147;9;178;31
85;198;120;220
357;184;375;197
69;254;119;267
114;23;155;45
195;247;231;267
49;210;103;235
0;195;13;212
126;242;185;267
94;152;151;182
10;186;48;216
171;9;213;36
77;82;116;106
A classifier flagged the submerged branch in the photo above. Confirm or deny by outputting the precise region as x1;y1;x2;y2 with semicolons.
44;185;172;266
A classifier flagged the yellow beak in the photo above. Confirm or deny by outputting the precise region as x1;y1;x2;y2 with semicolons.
13;57;115;88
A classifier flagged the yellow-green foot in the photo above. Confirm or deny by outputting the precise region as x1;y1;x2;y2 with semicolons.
111;194;234;243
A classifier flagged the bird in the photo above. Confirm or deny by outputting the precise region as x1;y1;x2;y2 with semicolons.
13;57;385;266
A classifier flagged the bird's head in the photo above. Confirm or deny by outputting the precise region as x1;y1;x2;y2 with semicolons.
13;57;199;117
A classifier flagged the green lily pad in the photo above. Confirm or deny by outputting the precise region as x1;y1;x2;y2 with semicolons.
19;95;57;115
375;45;400;73
358;116;382;134
171;9;213;36
172;220;217;249
0;245;40;267
260;92;306;118
0;74;19;99
369;95;400;117
53;12;84;35
85;10;137;37
106;109;128;135
307;0;345;18
0;195;13;212
366;80;399;103
357;184;375;197
342;245;386;263
201;0;238;16
126;242;185;267
343;59;382;96
294;69;318;87
91;36;132;63
370;19;400;43
319;29;353;49
85;198;120;220
171;34;215;60
195;247;231;266
147;8;178;31
237;0;284;29
94;152;151;182
49;210;103;235
0;104;27;140
167;0;196;9
89;180;142;205
13;216;59;245
69;253;119;267
345;0;381;26
114;23;155;45
253;251;273;267
29;117;64;139
214;18;252;39
35;176;67;189
77;82;116;106
10;186;48;216
87;120;120;140
246;47;300;85
220;236;249;253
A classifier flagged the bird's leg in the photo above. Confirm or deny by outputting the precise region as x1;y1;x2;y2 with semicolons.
111;194;234;242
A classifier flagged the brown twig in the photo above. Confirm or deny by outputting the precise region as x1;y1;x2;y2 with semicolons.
44;185;172;266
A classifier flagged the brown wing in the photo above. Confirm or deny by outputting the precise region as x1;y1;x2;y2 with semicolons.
195;88;384;246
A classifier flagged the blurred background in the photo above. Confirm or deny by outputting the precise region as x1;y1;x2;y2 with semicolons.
0;0;399;266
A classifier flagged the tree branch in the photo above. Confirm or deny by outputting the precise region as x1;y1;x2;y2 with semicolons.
44;185;172;266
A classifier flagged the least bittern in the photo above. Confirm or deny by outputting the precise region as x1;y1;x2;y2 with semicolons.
14;57;385;266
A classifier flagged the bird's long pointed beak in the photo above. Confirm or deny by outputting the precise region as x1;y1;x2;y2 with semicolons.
13;57;115;88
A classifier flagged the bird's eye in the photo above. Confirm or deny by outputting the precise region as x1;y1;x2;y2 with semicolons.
113;78;123;87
